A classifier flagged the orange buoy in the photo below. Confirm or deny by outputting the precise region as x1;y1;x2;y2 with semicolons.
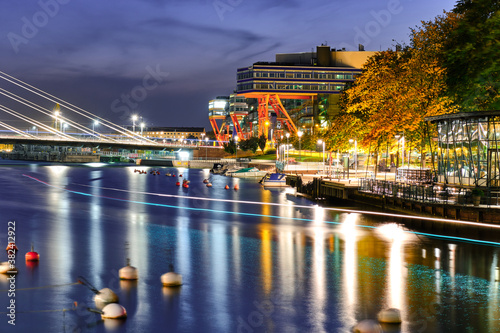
183;184;189;188
25;244;39;261
179;174;183;177
172;174;176;177
206;183;212;187
234;184;239;190
225;185;229;190
203;179;208;183
176;182;181;186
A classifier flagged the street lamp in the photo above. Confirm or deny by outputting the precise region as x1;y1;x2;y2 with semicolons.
298;130;303;163
200;132;205;148
132;115;138;133
395;134;401;181
93;120;99;140
54;110;60;131
140;122;145;136
32;126;37;136
204;137;209;160
286;132;290;164
349;138;357;179
317;139;325;174
62;123;68;133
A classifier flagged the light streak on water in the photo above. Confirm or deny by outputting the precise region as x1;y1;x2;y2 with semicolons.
22;174;500;247
67;181;500;229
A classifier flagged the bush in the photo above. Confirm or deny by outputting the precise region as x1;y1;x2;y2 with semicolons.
471;188;484;197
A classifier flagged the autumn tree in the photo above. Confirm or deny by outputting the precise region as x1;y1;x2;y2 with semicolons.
329;11;459;159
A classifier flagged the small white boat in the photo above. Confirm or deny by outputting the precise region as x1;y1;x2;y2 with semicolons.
260;173;288;187
231;167;268;178
224;165;244;176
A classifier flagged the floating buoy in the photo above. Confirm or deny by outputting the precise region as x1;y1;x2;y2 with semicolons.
166;173;171;177
119;262;138;280
0;262;17;274
203;179;208;183
176;182;181;186
179;174;183;177
94;288;119;306
172;174;176;177
183;184;189;188
353;320;383;333
101;303;127;319
234;184;239;190
25;244;40;261
225;185;229;190
206;183;212;187
377;308;402;324
161;264;182;287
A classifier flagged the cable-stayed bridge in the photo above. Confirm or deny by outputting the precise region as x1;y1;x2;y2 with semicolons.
0;71;206;152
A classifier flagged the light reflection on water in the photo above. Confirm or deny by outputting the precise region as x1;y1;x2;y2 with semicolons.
0;164;498;332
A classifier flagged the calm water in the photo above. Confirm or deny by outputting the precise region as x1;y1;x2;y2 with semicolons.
0;162;499;333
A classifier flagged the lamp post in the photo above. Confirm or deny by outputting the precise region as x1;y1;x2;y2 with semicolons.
32;126;37;136
62;123;68;133
205;137;209;160
318;139;325;174
395;134;401;181
140;122;145;136
298;130;303;163
132;115;138;133
54;110;60;132
93;120;99;140
349;138;357;179
200;132;205;148
286;132;290;165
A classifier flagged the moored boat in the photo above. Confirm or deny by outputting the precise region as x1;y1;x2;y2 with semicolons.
231;167;268;178
260;173;288;187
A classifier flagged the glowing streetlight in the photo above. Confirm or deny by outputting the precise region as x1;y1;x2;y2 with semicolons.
140;122;145;136
298;130;303;163
62;123;68;133
395;134;401;181
204;136;209;160
349;138;357;178
32;126;37;136
54;110;60;131
318;139;325;174
132;115;138;133
286;132;290;163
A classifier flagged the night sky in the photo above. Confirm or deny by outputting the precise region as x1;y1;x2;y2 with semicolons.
1;0;457;130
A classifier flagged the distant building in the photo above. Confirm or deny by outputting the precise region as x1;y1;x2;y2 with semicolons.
235;45;376;139
136;127;206;141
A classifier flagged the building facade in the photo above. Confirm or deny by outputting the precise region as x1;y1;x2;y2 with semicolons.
426;111;500;189
138;127;206;141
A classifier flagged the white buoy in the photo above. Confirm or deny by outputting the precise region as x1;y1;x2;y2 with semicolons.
353;320;383;333
101;303;127;319
0;262;17;274
119;265;138;280
161;264;182;287
94;288;119;305
377;308;402;324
